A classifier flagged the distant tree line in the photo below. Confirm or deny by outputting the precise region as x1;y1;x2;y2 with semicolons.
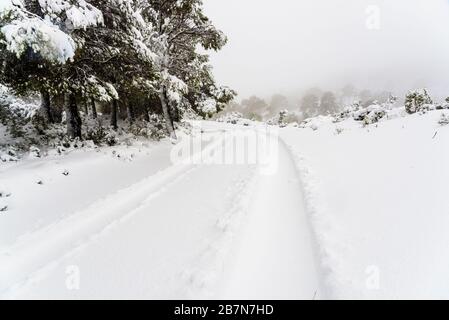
222;84;396;122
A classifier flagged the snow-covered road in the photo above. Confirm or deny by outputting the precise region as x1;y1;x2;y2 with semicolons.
0;122;323;299
218;140;323;299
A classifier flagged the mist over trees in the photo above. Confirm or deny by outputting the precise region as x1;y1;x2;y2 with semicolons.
269;94;289;117
300;93;320;119
219;84;403;123
320;92;337;115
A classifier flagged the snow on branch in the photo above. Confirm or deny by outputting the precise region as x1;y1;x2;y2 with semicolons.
0;0;103;64
1;18;76;63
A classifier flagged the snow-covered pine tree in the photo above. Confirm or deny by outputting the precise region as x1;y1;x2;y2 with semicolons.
0;0;104;137
1;0;231;140
139;0;228;139
404;88;433;114
70;0;153;129
181;54;235;118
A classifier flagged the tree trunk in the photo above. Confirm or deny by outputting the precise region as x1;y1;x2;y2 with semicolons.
126;101;135;124
159;88;176;139
110;99;118;130
64;92;82;139
168;104;175;127
91;98;97;119
40;89;54;123
83;100;89;115
144;102;150;122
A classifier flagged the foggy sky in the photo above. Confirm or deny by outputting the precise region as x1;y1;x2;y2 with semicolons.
204;0;449;101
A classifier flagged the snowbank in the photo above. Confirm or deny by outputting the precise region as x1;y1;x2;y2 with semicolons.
281;109;449;299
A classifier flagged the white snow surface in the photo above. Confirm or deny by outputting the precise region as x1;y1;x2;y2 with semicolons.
1;122;318;299
281;109;449;299
1;111;449;299
1;17;76;63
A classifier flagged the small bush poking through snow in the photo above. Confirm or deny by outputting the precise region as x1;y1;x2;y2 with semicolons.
330;97;402;127
127;115;167;141
0;146;19;162
84;124;118;146
216;112;244;125
0;89;169;162
438;113;449;126
353;104;387;125
333;101;362;123
278;109;289;128
270;109;300;128
405;89;433;114
29;146;41;158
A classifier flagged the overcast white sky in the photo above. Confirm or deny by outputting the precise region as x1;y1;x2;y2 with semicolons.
204;0;449;101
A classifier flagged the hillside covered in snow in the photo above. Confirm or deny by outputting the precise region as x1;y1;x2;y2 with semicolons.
281;105;449;299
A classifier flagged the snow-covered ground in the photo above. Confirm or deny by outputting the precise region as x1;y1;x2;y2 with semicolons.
1;109;448;299
281;109;449;299
217;139;324;300
1;122;320;299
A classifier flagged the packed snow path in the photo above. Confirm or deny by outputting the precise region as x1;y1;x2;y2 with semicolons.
0;122;323;299
218;140;323;299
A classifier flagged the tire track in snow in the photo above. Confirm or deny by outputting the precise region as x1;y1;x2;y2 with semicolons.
218;138;327;299
0;134;226;297
281;138;338;299
0;163;198;297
